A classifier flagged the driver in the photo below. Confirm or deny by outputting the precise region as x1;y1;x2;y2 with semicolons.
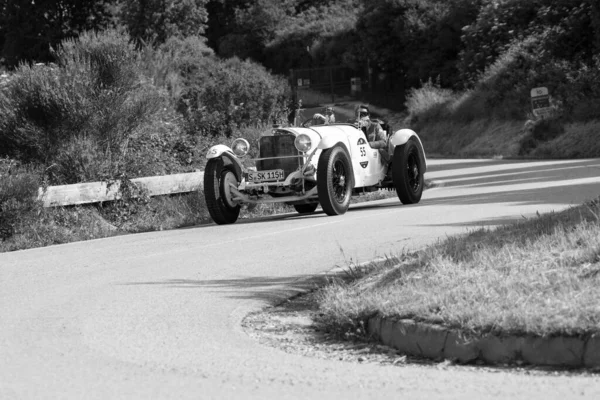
354;105;389;163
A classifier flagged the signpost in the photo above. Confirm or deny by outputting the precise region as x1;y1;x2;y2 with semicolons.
531;87;552;118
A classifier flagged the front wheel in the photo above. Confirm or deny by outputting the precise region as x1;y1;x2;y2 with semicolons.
392;139;424;204
317;146;353;216
204;159;241;224
293;203;319;214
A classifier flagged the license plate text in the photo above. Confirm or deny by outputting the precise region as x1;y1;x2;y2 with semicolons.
248;169;284;182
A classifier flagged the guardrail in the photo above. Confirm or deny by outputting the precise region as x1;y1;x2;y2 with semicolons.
37;171;205;207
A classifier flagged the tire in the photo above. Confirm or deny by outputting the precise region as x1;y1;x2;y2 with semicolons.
293;203;319;214
392;138;424;204
204;159;241;224
317;146;353;216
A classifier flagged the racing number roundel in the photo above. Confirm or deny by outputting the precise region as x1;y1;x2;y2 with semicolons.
357;138;368;168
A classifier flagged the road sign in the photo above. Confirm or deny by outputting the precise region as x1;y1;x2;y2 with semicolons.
531;87;551;117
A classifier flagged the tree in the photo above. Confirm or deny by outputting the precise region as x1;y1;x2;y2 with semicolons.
356;0;480;90
263;0;363;72
118;0;209;46
0;0;116;68
458;0;600;85
205;0;252;53
214;0;296;61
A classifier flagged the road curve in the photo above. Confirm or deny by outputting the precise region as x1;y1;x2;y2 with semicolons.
2;159;600;400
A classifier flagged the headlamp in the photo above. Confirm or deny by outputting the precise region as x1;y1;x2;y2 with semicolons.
294;134;312;153
231;138;250;156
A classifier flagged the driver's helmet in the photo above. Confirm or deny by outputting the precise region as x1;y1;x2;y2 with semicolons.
325;106;333;114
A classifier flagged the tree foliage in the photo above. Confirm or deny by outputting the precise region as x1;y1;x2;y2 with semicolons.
356;0;481;89
0;0;117;68
118;0;209;45
264;0;363;71
458;0;600;84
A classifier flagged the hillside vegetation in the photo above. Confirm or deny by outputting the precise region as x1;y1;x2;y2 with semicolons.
1;0;599;250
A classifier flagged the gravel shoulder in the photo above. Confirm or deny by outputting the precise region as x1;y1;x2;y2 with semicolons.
242;287;600;375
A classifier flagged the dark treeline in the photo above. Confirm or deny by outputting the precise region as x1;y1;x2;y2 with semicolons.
2;0;600;92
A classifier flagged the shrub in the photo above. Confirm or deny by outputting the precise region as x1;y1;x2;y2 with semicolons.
404;78;456;125
0;158;42;241
0;29;201;184
0;30;156;162
140;35;215;100
530;121;600;158
177;56;290;137
409;34;600;126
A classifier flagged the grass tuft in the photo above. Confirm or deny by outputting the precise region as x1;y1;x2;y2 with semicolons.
318;197;600;338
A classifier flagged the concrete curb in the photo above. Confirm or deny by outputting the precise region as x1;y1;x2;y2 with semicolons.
368;316;600;368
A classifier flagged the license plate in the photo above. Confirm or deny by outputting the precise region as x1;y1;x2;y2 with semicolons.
248;169;284;182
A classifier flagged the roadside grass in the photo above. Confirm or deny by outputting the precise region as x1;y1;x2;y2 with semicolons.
414;119;526;158
401;74;600;159
0;182;404;252
318;197;600;338
400;116;600;160
0;192;212;252
531;121;600;159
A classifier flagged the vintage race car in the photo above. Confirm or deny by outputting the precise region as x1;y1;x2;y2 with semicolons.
203;120;426;224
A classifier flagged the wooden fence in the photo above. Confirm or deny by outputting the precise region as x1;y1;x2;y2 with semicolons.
38;171;205;208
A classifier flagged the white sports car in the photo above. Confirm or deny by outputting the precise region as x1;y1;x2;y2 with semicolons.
203;121;426;224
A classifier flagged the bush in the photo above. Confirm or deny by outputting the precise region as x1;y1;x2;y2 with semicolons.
404;78;456;125
408;34;600;126
0;29;202;184
530;121;600;158
0;30;155;162
0;158;42;241
140;35;215;100
177;56;290;137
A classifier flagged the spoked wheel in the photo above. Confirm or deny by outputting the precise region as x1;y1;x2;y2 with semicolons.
317;145;353;215
204;159;241;224
392;138;424;204
293;203;319;214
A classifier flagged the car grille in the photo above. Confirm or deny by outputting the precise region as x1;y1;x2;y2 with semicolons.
256;135;301;177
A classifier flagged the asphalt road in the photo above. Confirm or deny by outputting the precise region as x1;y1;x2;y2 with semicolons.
2;158;600;400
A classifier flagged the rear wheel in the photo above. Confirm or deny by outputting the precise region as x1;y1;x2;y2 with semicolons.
317;146;353;215
293;203;319;214
204;159;241;224
392;139;424;204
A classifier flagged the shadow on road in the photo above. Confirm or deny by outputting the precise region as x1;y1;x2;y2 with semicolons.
428;159;600;187
192;159;600;231
124;273;343;303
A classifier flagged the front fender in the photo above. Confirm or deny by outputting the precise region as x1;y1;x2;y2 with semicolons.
317;133;352;154
389;129;427;172
206;145;244;179
206;144;234;160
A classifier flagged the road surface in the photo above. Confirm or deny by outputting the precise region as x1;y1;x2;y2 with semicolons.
2;158;600;399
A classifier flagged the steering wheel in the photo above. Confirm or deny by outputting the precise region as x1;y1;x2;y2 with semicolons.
301;118;315;128
302;117;326;127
